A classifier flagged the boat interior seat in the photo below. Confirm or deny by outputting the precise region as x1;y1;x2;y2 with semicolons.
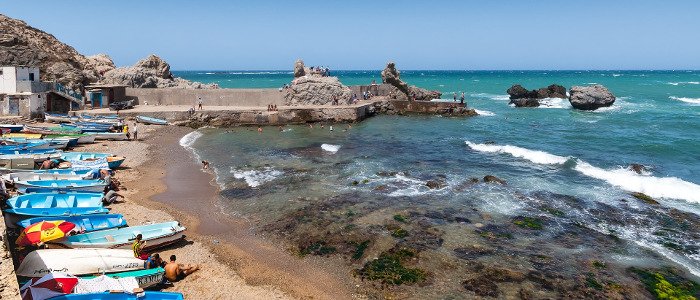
44;196;55;208
66;195;76;207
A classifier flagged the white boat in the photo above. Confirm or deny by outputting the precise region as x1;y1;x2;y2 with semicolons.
2;172;88;182
55;221;186;250
0;152;62;162
45;113;77;123
16;248;144;277
87;132;127;141
75;135;97;144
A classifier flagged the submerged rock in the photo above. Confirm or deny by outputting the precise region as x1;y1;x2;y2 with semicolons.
568;85;616;110
483;175;506;185
630;192;659;205
629;163;648;174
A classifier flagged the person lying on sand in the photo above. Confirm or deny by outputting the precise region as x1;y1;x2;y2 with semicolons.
164;255;200;282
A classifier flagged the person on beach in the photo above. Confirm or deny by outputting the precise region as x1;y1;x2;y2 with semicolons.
329;125;334;131
102;187;124;204
132;124;139;141
145;253;165;269
132;234;149;260
164;255;200;282
202;161;209;169
257;126;263;133
123;124;130;140
197;97;203;110
188;107;195;117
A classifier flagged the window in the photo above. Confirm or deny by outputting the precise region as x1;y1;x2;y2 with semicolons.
29;73;35;81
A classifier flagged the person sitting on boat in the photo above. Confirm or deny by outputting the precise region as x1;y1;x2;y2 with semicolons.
132;234;149;260
145;253;165;269
39;158;63;169
164;255;200;282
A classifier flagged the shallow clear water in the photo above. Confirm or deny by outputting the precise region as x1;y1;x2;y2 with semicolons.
179;70;700;296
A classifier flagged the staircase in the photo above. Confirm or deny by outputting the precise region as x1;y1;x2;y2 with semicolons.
49;83;84;106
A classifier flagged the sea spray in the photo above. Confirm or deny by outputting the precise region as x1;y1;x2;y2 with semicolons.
321;144;341;153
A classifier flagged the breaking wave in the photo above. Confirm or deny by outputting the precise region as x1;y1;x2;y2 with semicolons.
470;93;510;101
321;144;341;153
231;167;282;188
670;96;700;105
667;81;700;86
465;141;700;203
474;109;495;116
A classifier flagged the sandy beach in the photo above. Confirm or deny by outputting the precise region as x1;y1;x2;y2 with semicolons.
80;122;364;300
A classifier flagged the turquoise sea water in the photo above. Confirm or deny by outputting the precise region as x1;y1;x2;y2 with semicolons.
178;70;700;297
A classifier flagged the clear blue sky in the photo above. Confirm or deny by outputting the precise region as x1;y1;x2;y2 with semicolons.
3;0;699;70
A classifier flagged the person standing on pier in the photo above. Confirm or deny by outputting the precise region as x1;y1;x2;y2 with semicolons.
453;92;457;102
197;96;203;110
460;92;465;106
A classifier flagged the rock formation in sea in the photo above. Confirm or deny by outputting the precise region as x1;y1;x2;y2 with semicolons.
381;62;441;101
101;55;217;89
0;14;212;90
0;14;107;90
568;85;616;110
507;84;567;107
284;60;352;106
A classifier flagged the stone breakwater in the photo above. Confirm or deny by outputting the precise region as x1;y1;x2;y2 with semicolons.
78;100;477;127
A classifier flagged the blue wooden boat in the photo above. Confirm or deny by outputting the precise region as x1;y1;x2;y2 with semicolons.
0;148;57;155
7;192;104;209
17;213;127;232
50;292;184;300
0;141;50;150
3;207;109;228
10;168;97;176
61;152;126;169
56;221;186;250
0;124;24;132
14;179;108;193
136;116;168;125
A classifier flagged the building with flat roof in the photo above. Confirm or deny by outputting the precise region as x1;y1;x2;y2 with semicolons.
0;66;85;118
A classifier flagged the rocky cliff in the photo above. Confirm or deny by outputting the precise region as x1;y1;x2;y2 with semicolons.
0;14;111;90
101;55;217;89
0;14;211;90
381;62;441;100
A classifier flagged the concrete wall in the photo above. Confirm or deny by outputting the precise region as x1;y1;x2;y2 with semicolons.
126;88;286;107
0;67;18;94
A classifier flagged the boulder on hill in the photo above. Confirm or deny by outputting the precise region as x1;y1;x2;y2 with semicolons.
101;55;216;89
568;85;616;110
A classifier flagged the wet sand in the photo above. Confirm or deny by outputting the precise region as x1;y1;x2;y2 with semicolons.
98;124;360;299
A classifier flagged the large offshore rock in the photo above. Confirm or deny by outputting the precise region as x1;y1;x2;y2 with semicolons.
102;55;216;89
568;85;616;110
285;76;353;106
507;84;567;107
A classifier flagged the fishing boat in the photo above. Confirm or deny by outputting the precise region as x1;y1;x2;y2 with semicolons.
136;116;168;125
44;134;97;144
16;248;144;277
79;267;165;289
1;138;73;149
3;171;90;182
23;125;82;135
55;221;186;250
61;123;113;133
0;148;57;155
17;213;127;232
0;124;24;133
61;153;126;169
45;113;77;123
2;133;42;139
87;132;127;141
0;152;62;163
0;140;52;150
7;192;104;209
51;292;184;300
4;168;97;179
3;207;109;228
14;179;108;193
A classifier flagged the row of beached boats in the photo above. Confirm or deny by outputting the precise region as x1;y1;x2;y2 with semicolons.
1;115;184;299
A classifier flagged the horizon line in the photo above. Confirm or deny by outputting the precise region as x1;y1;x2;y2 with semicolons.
171;69;700;72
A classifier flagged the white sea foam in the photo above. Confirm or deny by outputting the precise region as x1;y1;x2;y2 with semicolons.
465;141;570;165
179;130;204;162
670;96;700;105
667;81;700;86
465;141;700;204
321;144;341;153
231;167;282;188
538;98;569;109
474;109;495;116
470;93;510;101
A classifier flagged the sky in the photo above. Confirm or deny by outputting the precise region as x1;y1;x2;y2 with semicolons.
2;0;699;70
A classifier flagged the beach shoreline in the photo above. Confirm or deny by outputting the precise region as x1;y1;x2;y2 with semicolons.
101;125;361;299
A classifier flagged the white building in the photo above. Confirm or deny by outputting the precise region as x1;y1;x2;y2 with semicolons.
0;66;83;118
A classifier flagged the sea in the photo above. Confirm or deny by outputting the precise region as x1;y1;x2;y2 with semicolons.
175;70;700;297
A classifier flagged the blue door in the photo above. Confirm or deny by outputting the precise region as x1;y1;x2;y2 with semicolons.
91;92;103;108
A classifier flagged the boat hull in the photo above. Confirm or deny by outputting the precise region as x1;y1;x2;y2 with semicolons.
3;207;109;229
15;179;108;193
78;267;165;289
136;116;168;125
16;248;144;277
88;132;127;140
6;192;104;209
57;221;186;250
17;213;127;232
50;292;183;300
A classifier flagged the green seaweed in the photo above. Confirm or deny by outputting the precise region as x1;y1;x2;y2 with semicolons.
391;228;409;238
299;241;337;257
586;272;604;290
393;214;408;223
513;217;544;230
632;268;699;300
351;180;359;186
541;206;565;217
352;240;370;260
631;192;659;205
592;260;607;269
356;248;427;285
361;179;370;184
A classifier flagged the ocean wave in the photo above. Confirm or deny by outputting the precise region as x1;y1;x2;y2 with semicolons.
474;109;495;116
227;71;293;75
667;81;700;86
321;144;341;153
669;96;700;105
470;93;510;101
179;130;204;161
538;98;569;109
465;141;700;204
465;141;570;165
231;167;282;188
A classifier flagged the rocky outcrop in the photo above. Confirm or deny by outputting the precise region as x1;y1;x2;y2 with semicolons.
507;84;567;107
293;59;306;78
101;55;216;89
285;75;352;106
0;14;106;90
568;85;615;110
381;62;441;101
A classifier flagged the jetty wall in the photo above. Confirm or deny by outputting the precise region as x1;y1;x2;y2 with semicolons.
126;88;286;107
